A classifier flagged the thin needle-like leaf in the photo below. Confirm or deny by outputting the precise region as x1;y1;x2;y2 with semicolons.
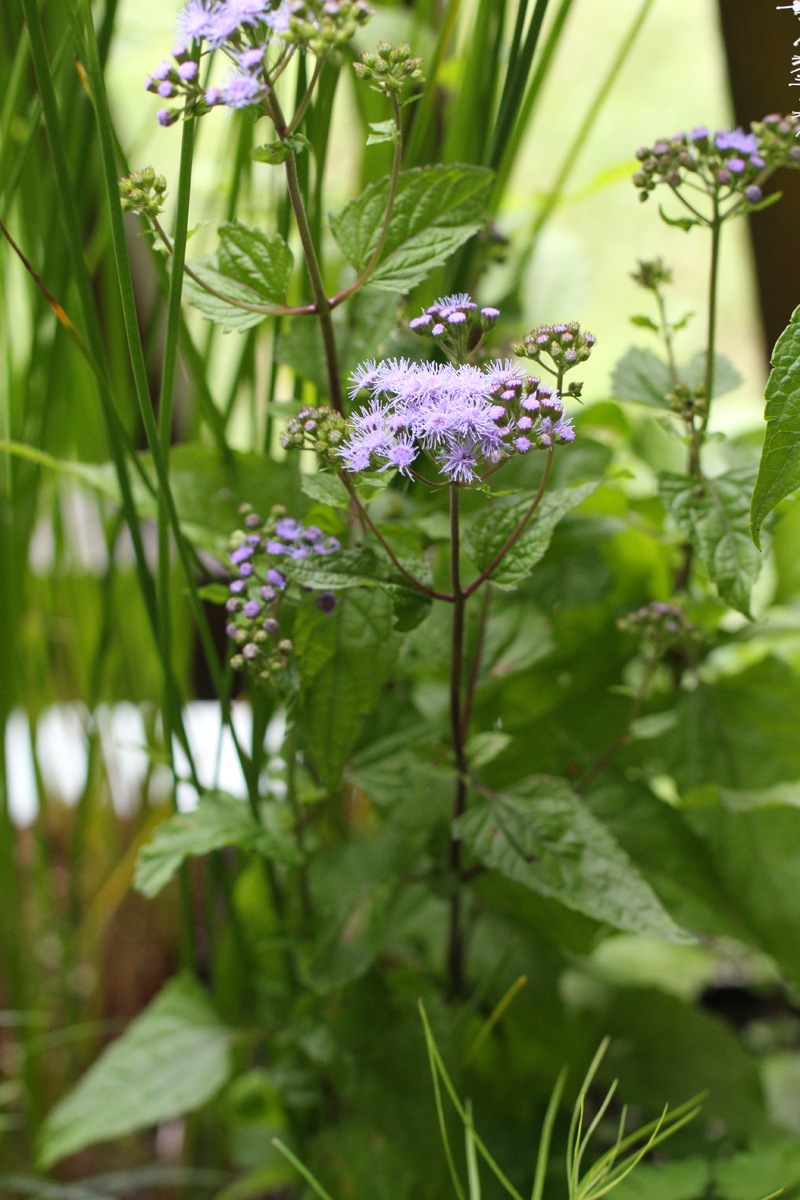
465;1101;481;1200
532;1067;567;1200
420;1003;466;1200
467;974;527;1061
272;1139;335;1200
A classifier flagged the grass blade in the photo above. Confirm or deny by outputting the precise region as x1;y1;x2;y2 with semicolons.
532;1066;566;1200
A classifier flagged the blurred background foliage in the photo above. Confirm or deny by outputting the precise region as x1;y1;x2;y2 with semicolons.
4;0;800;1198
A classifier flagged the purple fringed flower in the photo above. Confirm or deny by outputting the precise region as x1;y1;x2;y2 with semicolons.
238;562;254;577
218;72;266;109
726;157;746;173
261;585;276;601
275;517;304;540
175;0;217;44
243;600;261;618
230;579;246;594
715;127;759;156
266;540;286;555
230;544;254;565
243;643;259;659
178;60;198;80
157;109;174;126
267;568;286;589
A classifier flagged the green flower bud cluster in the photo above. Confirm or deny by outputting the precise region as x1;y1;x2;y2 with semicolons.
618;602;703;655
631;258;673;292
632;116;800;208
286;0;372;52
512;323;596;376
667;381;708;422
353;42;424;97
119;168;168;218
280;405;347;464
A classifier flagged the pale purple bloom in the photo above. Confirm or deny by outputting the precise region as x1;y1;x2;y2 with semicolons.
219;71;265;108
515;437;532;453
178;60;198;80
290;545;310;559
154;60;172;80
205;86;220;105
243;643;259;659
243;600;261;618
226;598;240;612
230;544;254;564
746;185;763;204
691;126;709;141
726;157;745;173
176;0;217;43
553;418;576;443
157;109;173;126
263;617;279;635
481;307;500;320
240;45;265;68
239;562;254;577
517;416;532;430
437;443;478;483
275;517;304;540
267;540;286;554
230;579;246;593
158;81;174;97
267;568;286;589
448;311;467;326
261;585;276;601
384;437;417;476
715;127;759;155
431;323;445;337
304;526;324;542
226;623;239;639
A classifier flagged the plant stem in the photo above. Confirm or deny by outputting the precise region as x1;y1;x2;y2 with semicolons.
461;584;490;740
699;208;722;449
341;474;453;600
464;447;553;597
655;287;679;387
575;651;658;793
447;483;468;1001
267;92;343;412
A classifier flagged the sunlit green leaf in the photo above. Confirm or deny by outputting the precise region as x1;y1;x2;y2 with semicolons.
329;164;493;292
38;978;233;1168
217;220;293;303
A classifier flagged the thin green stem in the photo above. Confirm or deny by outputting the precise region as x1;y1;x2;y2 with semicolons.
700;210;722;447
655;289;678;387
447;483;468;1001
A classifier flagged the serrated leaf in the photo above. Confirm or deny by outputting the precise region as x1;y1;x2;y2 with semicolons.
683;350;742;398
37;977;233;1168
217;220;293;304
454;776;693;941
296;590;400;790
464;481;599;590
134;792;301;899
183;260;267;332
300;472;350;508
659;467;760;615
751;305;800;548
329;164;492;293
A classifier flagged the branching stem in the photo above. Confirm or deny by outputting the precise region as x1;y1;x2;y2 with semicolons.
447;483;468;1000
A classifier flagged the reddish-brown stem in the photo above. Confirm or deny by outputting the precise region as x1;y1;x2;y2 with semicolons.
463;447;554;598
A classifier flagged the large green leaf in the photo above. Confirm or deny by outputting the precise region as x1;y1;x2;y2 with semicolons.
134;792;301;899
609;1157;710;1200
285;542;433;631
329;164;493;293
611;348;742;409
295;590;399;790
464;481;599;590
752;305;800;548
38;977;233;1168
454;776;693;941
658;467;760;615
217;220;293;303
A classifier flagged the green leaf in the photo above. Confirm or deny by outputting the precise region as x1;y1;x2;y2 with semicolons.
751;304;800;548
183;260;267;333
366;119;399;146
296;590;400;790
658;467;760;615
465;481;600;590
713;1138;800;1200
300;472;350;509
134;792;301;899
37;977;233;1168
629;315;660;333
251;133;310;164
611;348;741;408
607;1157;710;1200
454;776;693;941
658;204;702;231
217;220;293;304
611;347;673;407
329;164;493;293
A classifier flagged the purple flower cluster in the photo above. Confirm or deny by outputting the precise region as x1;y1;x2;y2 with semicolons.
146;0;290;124
409;293;500;359
338;357;575;484
224;506;341;681
633;116;800;206
618;601;703;653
